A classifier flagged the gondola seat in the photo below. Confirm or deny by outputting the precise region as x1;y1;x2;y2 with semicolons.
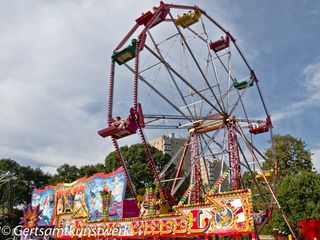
209;35;230;52
98;103;145;139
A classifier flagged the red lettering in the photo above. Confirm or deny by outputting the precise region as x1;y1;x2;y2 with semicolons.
160;219;173;234
187;210;210;234
130;221;144;236
173;218;188;234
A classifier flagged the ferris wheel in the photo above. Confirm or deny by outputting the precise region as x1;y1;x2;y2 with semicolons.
98;2;287;234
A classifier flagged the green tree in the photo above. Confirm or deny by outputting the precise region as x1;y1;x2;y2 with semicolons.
49;163;106;184
264;171;320;233
105;144;171;195
0;159;50;206
49;164;80;185
0;159;51;235
242;134;314;234
264;134;313;178
79;164;105;177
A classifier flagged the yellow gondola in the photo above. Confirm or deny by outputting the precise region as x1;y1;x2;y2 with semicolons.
175;9;201;28
255;170;273;180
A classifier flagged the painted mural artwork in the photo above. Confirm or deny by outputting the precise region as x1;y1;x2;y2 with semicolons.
215;207;233;228
31;187;55;226
178;190;253;234
85;169;126;221
29;167;254;238
207;195;251;232
31;167;126;226
51;189;254;238
73;191;87;218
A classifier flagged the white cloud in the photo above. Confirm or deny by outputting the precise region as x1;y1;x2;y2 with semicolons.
0;0;156;169
0;0;241;172
303;60;320;101
40;166;58;175
272;59;320;122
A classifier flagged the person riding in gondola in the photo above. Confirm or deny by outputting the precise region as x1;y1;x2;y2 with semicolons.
257;121;264;129
112;116;128;129
112;116;122;127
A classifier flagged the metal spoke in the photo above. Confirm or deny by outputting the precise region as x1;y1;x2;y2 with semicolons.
159;137;190;179
169;12;225;113
148;31;196;120
171;126;224;195
199;16;226;112
145;44;224;116
124;64;193;122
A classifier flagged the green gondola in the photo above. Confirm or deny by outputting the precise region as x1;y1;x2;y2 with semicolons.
233;75;255;90
112;39;137;65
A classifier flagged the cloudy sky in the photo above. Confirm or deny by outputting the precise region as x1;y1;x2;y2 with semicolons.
1;0;319;173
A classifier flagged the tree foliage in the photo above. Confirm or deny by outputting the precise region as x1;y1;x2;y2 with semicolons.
49;164;81;185
265;134;313;178
105;144;171;196
0;159;51;233
79;164;105;177
264;171;320;233
49;163;105;185
0;159;50;206
242;134;315;234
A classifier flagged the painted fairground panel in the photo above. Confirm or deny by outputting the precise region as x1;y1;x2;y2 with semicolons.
31;167;126;228
31;186;55;226
84;167;127;221
54;167;126;222
201;189;254;234
55;183;88;219
55;189;253;238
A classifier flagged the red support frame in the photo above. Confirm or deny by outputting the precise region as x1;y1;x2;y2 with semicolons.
171;137;190;193
228;122;241;190
190;134;201;203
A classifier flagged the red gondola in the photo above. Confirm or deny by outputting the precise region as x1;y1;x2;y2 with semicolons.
249;115;272;135
135;8;169;28
98;103;144;139
209;35;230;52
